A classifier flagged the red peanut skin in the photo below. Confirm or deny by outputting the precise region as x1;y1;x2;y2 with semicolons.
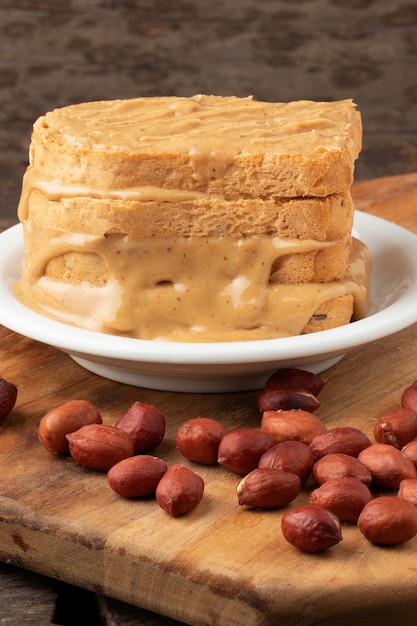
281;504;342;553
156;464;204;516
261;409;327;446
217;429;275;475
398;478;417;508
310;426;371;460
116;401;166;453
258;385;321;413
358;443;417;489
309;477;372;522
401;380;417;412
402;441;417;468
258;440;314;483
358;496;417;545
264;368;326;396
38;399;102;455
373;408;417;448
312;453;373;486
66;423;135;471
176;417;227;465
0;377;18;421
237;469;301;509
107;455;167;498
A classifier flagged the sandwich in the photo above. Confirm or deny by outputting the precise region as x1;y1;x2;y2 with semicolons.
16;95;370;342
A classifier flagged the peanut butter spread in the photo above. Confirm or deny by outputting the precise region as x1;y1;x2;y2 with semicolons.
31;96;356;158
23;95;362;197
16;95;368;342
16;225;370;342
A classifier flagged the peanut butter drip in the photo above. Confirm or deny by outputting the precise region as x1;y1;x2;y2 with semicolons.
15;226;371;342
17;168;213;222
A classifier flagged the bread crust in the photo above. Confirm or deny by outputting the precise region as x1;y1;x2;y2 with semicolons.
25;189;353;240
302;295;354;333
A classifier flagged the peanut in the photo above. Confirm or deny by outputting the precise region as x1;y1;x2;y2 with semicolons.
258;440;314;483
358;496;417;545
281;504;342;553
401;380;417;412
398;478;417;508
0;376;18;421
107;455;167;498
261;409;327;446
38;399;102;455
373;407;417;449
309;477;372;522
310;426;371;460
217;428;275;475
264;368;326;396
116;401;165;453
176;417;227;465
258;385;320;413
66;423;135;471
237;468;301;510
401;440;417;468
155;464;204;516
312;453;372;486
358;443;417;489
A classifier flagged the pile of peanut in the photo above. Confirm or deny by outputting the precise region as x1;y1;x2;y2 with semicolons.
3;369;417;553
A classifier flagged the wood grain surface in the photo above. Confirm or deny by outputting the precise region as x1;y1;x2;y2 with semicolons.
0;173;417;626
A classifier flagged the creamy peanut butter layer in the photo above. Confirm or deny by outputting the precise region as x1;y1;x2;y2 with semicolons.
15;226;371;342
19;175;356;284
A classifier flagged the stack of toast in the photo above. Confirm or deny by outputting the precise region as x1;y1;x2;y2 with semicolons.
16;95;370;341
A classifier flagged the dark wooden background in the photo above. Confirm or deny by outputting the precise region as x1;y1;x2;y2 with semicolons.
1;0;417;222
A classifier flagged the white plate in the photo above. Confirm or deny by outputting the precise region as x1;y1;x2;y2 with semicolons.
1;212;417;393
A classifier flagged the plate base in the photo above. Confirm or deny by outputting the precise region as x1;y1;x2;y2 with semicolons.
70;354;345;393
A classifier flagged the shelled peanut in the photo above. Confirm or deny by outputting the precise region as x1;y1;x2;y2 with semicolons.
358;497;417;545
0;376;18;421
176;417;227;465
156;464;205;517
66;423;136;471
107;455;168;498
38;399;103;454
281;504;343;553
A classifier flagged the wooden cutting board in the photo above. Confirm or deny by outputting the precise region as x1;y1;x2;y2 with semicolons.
1;173;417;626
